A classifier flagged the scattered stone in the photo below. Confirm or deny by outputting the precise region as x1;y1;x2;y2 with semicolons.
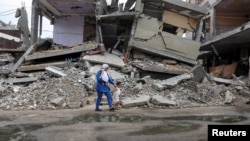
239;90;250;97
50;97;65;106
224;91;235;104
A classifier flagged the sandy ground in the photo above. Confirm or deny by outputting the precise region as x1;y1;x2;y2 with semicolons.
0;100;250;141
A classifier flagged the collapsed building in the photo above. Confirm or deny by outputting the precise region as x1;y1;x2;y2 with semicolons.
19;0;208;77
0;0;250;110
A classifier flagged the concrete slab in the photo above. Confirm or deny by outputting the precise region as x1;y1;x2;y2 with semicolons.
191;65;211;82
83;52;125;68
212;77;246;86
160;73;193;88
18;61;72;72
121;95;151;108
5;77;38;84
25;43;96;61
131;60;190;75
151;95;177;106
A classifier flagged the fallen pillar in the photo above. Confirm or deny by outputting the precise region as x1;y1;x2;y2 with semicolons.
11;45;35;73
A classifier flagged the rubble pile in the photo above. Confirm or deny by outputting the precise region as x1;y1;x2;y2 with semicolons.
1;65;249;111
0;69;96;110
120;76;249;109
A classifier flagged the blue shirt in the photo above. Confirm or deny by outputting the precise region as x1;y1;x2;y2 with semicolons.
95;70;115;92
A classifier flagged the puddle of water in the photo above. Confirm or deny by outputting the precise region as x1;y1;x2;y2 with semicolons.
0;115;16;121
0;114;247;140
71;113;148;123
129;122;200;135
164;115;247;123
0;124;47;141
71;113;247;123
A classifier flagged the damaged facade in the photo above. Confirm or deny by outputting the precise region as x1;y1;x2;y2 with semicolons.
0;0;250;110
194;0;250;81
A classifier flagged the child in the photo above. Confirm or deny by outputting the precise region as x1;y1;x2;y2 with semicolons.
112;81;122;110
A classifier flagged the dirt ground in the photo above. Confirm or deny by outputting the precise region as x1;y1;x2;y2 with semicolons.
0;98;250;141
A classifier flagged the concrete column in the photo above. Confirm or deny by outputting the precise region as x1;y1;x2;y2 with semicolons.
39;14;43;41
210;8;216;37
195;18;204;41
31;0;39;44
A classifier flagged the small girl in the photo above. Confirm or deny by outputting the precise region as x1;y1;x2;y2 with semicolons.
112;81;122;110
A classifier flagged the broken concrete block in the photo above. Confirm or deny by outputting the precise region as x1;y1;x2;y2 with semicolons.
141;75;152;84
83;52;125;68
82;78;95;91
151;95;177;106
160;73;193;88
214;84;227;95
212;77;246;86
45;66;67;77
132;82;143;93
50;97;65;106
121;95;151;108
5;77;38;84
0;86;5;93
239;89;250;97
121;65;133;73
152;83;165;91
191;65;211;82
224;91;235;104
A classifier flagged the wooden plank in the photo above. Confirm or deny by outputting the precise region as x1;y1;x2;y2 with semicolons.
10;45;35;73
163;10;198;32
18;61;71;72
25;43;96;61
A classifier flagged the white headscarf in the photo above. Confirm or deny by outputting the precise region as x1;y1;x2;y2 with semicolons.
101;64;109;82
101;64;109;69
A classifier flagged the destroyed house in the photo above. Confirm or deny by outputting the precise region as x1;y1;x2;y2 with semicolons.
194;0;250;79
31;0;96;46
30;0;208;64
127;0;208;65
